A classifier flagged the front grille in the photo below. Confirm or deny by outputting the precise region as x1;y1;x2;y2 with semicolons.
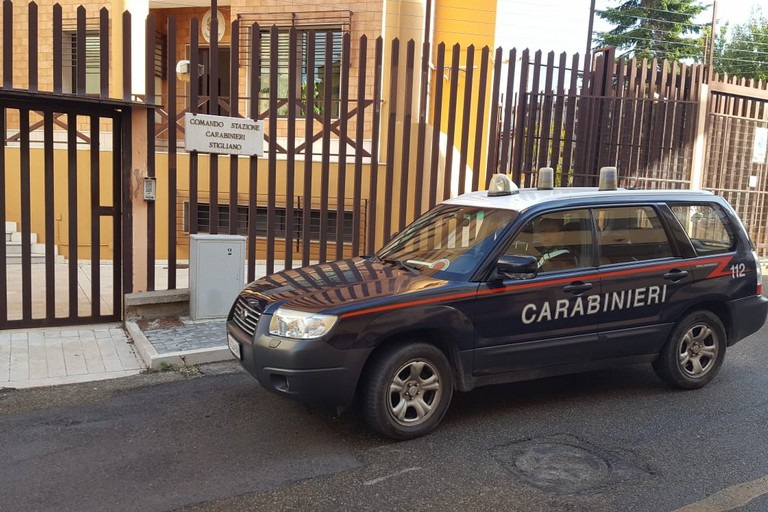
232;295;262;337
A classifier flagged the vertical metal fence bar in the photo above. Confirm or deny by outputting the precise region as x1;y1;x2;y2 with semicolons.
413;40;430;217
247;23;260;281
651;62;669;186
28;2;38;92
122;11;131;101
146;13;156;291
625;58;640;182
500;48;517;175
266;25;278;274
597;51;617;175
76;7;86;96
639;58;655;182
485;47;503;186
549;52;567;175
353;35;367;257
397;40;414;232
319;31;333;263
442;44;461;201
189;18;199;234
457;45;474;196
100;7;109;98
428;43;445;210
20;109;32;320
561;53;580;185
2;0;12;88
366;37;383;255
383;38;399;243
523;51;542;187
0;105;5;323
302;29;315;266
167;16;177;289
43;110;55;318
335;32;350;260
537;52;555;174
53;4;62;94
90;115;102;316
114;114;125;304
67;113;79;318
471;46;489;192
209;0;220;235
511;50;529;182
284;26;296;269
229;20;239;240
609;57;626;172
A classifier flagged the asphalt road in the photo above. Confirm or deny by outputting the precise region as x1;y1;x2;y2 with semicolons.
2;322;768;512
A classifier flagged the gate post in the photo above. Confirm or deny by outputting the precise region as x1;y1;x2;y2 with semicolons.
689;83;709;190
130;106;150;292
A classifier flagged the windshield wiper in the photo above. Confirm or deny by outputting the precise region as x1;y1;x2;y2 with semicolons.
381;258;421;275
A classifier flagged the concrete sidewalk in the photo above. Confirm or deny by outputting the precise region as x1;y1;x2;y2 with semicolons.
0;324;145;389
1;259;271;389
0;318;232;390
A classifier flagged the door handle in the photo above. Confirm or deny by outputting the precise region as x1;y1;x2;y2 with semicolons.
663;270;689;282
563;282;592;294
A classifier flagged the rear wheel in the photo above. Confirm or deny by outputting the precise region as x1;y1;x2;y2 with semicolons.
362;342;454;440
653;310;726;389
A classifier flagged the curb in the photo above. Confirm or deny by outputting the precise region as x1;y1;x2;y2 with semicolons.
125;320;233;370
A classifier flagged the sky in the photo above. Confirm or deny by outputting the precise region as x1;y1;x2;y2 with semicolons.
495;0;763;56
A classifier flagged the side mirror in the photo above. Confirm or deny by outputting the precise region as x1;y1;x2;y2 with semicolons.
495;255;538;279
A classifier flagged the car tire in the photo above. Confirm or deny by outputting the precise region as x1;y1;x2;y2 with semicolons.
653;310;726;390
362;342;454;440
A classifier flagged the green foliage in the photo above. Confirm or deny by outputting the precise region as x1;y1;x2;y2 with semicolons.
595;0;708;61
713;8;768;81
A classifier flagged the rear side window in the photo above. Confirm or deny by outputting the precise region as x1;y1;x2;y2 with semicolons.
595;206;673;264
670;204;737;255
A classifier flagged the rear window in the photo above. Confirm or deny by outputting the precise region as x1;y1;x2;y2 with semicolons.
595;206;673;264
670;204;737;255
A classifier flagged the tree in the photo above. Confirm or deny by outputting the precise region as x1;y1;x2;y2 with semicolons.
713;8;768;81
594;0;708;62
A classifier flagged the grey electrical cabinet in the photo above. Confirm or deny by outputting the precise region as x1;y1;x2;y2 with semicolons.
189;234;246;320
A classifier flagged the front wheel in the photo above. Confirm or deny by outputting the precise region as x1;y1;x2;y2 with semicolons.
653;310;726;389
362;342;454;440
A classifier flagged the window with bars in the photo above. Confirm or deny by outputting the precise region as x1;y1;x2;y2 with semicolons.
62;31;100;94
258;28;344;118
61;29;166;95
183;202;355;243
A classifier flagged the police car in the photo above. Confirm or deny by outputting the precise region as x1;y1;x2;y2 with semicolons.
226;168;768;440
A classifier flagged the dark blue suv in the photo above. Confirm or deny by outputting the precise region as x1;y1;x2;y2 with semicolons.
226;173;768;439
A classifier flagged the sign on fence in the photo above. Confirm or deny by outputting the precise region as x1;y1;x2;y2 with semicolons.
184;113;264;156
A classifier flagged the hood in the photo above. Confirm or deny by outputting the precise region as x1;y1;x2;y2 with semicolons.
239;257;451;314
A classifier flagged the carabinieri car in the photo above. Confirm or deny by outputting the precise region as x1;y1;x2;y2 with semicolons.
226;170;768;440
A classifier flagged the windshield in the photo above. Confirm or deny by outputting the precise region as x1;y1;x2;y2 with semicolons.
375;205;518;280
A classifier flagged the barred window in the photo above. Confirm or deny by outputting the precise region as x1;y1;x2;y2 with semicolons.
257;28;344;118
62;30;100;94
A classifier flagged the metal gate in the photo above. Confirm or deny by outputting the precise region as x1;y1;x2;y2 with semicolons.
701;81;768;257
0;91;129;328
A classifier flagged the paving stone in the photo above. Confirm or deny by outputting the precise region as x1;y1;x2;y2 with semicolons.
44;338;67;378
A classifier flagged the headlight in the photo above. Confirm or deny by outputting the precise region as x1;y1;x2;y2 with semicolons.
268;308;338;339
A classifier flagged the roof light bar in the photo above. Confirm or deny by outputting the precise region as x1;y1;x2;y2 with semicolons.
598;166;618;191
538;167;554;190
488;174;519;197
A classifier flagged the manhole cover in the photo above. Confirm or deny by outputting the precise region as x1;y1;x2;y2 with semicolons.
492;436;647;494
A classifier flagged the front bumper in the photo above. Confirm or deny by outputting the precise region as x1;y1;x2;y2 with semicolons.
226;322;373;407
726;294;768;345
